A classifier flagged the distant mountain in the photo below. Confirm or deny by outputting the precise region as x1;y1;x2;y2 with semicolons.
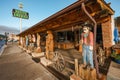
0;25;19;34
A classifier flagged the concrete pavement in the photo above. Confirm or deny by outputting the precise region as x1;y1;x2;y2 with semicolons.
0;43;58;80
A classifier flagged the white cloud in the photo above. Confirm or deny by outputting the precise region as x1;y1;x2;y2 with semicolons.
0;25;19;34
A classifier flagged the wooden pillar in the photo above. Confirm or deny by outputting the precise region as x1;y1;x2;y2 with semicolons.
102;16;112;48
79;44;82;53
65;31;68;41
74;31;78;43
78;25;82;53
46;30;54;59
75;59;79;76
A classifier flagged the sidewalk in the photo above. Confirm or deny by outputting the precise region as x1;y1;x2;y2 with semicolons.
0;45;6;56
0;43;58;80
0;40;6;56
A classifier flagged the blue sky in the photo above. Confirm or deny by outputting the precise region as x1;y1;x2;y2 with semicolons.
0;0;119;31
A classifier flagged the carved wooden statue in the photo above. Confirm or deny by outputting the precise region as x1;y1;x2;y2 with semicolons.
32;34;36;43
20;37;23;46
21;37;23;46
25;36;29;49
23;37;26;47
36;33;41;53
46;30;54;59
81;24;94;69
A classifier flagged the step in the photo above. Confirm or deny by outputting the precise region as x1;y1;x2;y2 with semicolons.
40;57;53;66
70;74;82;80
26;50;31;53
31;52;45;58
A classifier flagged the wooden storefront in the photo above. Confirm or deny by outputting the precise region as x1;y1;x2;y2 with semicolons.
18;0;114;49
17;0;114;79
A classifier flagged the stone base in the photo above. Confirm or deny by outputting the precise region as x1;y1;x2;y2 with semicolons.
40;57;53;66
107;61;120;80
31;52;45;58
70;74;81;80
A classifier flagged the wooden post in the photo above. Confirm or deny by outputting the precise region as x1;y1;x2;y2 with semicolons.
79;44;82;53
75;59;79;76
79;64;97;80
65;31;67;41
102;16;112;48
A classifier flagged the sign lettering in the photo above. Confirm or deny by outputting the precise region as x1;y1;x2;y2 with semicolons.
12;9;29;19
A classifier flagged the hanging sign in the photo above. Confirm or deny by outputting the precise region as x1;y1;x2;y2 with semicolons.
12;9;29;19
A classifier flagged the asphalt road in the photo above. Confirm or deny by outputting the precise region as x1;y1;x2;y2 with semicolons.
0;43;58;80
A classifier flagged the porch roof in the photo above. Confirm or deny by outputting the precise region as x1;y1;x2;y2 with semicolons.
18;0;114;36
